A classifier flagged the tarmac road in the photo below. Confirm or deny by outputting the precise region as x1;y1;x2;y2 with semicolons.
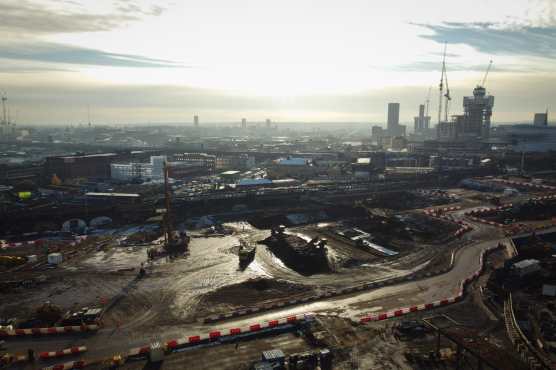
4;232;509;365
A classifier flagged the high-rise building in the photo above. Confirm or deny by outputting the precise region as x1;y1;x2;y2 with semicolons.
414;104;425;132
265;118;271;128
413;104;431;133
534;112;548;127
241;118;247;129
194;115;199;127
462;86;494;139
387;103;400;134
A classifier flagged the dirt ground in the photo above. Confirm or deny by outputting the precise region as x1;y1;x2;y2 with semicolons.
198;278;315;315
362;190;457;211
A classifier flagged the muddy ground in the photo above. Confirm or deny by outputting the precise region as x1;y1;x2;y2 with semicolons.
0;214;462;333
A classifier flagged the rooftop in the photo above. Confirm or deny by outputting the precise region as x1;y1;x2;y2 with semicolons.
276;157;308;166
85;192;140;198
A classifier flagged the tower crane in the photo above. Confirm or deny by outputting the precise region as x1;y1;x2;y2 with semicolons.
443;67;452;122
479;60;493;87
438;43;447;124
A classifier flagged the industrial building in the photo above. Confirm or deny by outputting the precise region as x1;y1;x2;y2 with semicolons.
45;153;119;181
173;153;216;173
110;156;167;182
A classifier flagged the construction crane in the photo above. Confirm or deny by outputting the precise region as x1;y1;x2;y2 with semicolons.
163;161;173;246
425;86;432;118
479;60;493;87
438;43;447;124
161;161;190;256
443;66;452;122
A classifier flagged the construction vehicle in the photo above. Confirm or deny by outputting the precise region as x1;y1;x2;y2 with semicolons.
162;161;189;255
238;241;256;269
148;161;190;259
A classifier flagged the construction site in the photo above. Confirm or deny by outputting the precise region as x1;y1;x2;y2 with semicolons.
2;166;556;370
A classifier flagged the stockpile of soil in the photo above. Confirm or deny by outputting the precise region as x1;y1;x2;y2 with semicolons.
200;278;313;308
262;233;331;275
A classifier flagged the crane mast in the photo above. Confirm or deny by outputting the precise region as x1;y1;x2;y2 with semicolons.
163;161;173;245
438;43;447;124
443;68;451;122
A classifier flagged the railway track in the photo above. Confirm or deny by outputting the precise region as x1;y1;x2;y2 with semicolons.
504;293;553;370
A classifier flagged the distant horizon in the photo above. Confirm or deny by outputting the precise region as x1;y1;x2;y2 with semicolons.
14;120;553;129
1;0;554;124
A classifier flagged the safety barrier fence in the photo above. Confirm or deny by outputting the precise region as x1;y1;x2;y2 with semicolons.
127;313;313;358
204;241;471;324
39;346;87;360
359;243;502;323
0;325;98;337
491;179;556;191
2;236;88;249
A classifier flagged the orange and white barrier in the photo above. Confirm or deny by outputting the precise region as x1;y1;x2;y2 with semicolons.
39;346;87;360
0;325;98;337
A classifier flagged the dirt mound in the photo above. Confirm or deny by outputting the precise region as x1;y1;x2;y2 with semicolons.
200;278;314;310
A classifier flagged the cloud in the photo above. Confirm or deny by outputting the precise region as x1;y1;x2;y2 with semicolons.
0;41;183;68
0;0;167;35
415;22;556;59
392;60;527;73
0;65;75;74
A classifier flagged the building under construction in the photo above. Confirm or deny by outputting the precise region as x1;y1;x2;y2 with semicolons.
462;85;495;139
437;59;495;142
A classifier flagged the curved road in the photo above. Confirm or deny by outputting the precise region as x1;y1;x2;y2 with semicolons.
5;233;509;364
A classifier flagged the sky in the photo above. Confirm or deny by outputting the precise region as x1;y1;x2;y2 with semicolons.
1;0;555;126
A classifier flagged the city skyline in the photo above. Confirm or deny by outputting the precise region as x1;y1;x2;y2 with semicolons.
1;0;555;125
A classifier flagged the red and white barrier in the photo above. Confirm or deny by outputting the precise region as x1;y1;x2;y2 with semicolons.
129;313;313;356
0;325;98;337
359;243;499;324
492;179;556;191
39;346;87;360
2;236;88;249
42;360;87;370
